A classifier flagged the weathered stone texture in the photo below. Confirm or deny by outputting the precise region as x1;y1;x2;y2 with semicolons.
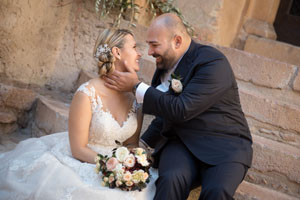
188;180;298;200
0;123;18;135
250;135;300;197
137;58;156;85
252;135;300;183
239;88;300;133
0;84;37;111
247;117;300;148
33;96;69;136
75;70;97;91
218;45;297;89
174;0;222;43
244;35;300;67
0;0;72;86
292;68;300;92
244;19;276;39
0;111;17;124
236;181;298;200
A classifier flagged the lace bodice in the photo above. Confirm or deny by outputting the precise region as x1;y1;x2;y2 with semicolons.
0;82;157;200
76;81;138;155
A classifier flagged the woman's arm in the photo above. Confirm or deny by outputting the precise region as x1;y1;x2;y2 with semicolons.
123;105;144;148
68;92;97;164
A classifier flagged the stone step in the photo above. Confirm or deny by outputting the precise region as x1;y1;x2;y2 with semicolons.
249;134;300;198
236;181;299;200
216;43;299;91
0;82;37;111
239;85;300;137
244;35;300;67
188;180;299;200
0;111;17;124
32;96;69;137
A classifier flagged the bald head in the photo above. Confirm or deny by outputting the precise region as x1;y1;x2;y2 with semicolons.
150;13;189;38
146;13;192;71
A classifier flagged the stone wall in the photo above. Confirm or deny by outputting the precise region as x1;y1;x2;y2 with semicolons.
1;0;299;199
0;0;72;87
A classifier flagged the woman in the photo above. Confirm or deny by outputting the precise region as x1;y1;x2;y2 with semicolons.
0;28;157;200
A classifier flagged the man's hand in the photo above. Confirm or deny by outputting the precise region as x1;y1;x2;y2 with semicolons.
103;61;140;92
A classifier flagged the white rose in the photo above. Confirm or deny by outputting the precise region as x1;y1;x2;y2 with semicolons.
103;177;109;182
171;79;183;93
132;170;144;183
124;154;136;168
134;147;145;156
113;163;124;173
115;147;129;162
137;155;149;167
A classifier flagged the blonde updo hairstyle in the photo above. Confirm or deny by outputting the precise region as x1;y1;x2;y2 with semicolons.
93;28;133;76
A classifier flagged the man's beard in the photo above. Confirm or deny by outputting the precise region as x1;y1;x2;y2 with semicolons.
154;48;176;71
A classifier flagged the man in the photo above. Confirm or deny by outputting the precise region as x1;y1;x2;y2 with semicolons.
104;13;253;200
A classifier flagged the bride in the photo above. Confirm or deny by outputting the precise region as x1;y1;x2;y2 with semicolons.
0;28;157;200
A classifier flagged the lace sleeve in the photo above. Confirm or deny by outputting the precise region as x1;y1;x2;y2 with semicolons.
75;82;99;112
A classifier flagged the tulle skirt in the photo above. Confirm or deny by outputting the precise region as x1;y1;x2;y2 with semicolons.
0;132;157;200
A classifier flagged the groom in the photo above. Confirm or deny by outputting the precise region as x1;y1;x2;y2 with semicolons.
104;13;253;200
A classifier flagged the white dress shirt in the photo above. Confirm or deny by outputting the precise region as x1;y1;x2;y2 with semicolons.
136;56;183;104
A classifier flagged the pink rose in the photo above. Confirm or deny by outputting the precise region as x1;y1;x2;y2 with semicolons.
106;157;119;171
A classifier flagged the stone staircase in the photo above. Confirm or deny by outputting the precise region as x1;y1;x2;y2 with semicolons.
1;15;299;200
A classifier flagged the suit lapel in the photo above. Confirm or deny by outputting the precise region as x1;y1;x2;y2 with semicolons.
174;40;197;83
151;69;164;87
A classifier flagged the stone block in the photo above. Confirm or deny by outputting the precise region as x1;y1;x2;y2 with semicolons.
236;181;298;200
239;88;300;133
137;58;156;85
246;117;300;149
251;134;300;183
250;134;300;197
0;111;17;124
292;69;300;92
244;35;300;67
188;180;298;200
0;123;18;135
0;84;37;111
244;19;276;39
246;0;280;24
75;70;98;91
33;96;69;136
218;45;297;89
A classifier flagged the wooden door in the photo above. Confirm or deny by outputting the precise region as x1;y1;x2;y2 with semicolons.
274;0;300;47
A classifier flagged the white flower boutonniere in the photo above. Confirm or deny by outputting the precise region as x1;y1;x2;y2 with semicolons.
169;73;183;94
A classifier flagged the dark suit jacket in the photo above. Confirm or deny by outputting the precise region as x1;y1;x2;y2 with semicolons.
141;40;253;168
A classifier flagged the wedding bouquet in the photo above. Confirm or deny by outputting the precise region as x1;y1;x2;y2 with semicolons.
95;146;152;191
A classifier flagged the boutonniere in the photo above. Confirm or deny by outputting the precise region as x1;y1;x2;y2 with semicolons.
169;73;183;94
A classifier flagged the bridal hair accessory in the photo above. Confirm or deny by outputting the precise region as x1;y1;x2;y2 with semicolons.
95;44;111;58
95;146;152;191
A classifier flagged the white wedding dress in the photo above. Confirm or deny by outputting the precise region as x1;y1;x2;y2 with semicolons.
0;81;157;200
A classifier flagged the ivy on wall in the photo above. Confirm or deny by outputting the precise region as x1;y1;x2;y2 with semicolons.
95;0;194;36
